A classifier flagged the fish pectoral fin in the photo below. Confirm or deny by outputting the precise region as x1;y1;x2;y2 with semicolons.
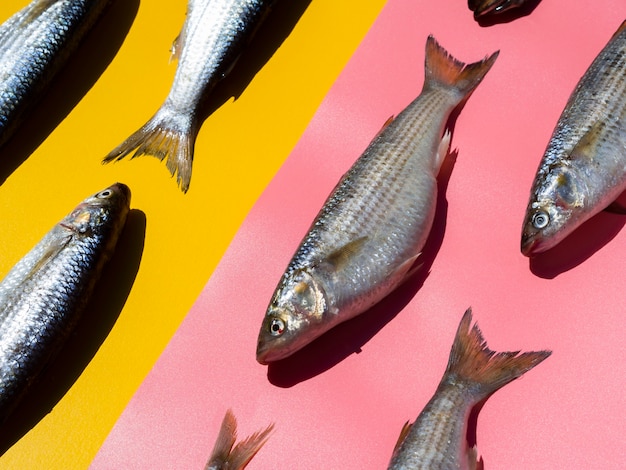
467;446;484;470
24;235;72;282
569;121;604;161
435;129;452;173
323;236;369;269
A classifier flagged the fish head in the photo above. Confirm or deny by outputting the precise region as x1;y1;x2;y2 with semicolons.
256;268;329;364
521;165;587;256
61;183;131;236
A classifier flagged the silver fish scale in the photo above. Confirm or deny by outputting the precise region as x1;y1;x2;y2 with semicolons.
535;26;626;197
0;0;110;145
0;184;129;423
389;380;475;470
166;0;272;112
284;85;460;315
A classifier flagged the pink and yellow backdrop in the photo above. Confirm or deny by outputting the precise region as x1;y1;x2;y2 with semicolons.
0;0;624;468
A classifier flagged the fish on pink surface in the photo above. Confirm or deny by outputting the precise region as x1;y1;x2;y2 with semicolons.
204;410;273;470
387;308;551;469
521;20;626;256
256;36;498;364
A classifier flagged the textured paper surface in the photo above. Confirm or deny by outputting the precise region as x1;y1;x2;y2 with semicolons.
93;1;626;468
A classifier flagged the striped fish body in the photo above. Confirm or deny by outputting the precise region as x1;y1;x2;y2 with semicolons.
256;37;498;364
521;20;626;256
0;0;111;148
0;183;130;424
103;0;275;192
387;309;551;469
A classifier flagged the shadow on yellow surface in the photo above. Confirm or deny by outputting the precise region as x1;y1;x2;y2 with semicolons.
0;209;145;455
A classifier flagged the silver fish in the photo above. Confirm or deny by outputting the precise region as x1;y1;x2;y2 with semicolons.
0;183;130;424
103;0;275;193
0;0;112;148
521;20;626;256
387;308;551;470
256;37;499;364
468;0;532;20
204;410;273;470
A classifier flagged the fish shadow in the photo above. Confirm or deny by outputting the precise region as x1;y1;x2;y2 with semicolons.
474;0;542;27
196;0;313;120
0;209;146;455
267;150;459;387
529;209;626;278
0;0;139;185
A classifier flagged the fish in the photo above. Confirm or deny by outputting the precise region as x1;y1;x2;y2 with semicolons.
102;0;276;193
0;0;112;148
0;182;130;424
387;308;551;469
204;409;273;470
468;0;532;20
521;20;626;256
256;36;499;364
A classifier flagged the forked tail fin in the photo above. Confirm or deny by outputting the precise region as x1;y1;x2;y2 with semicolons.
424;36;499;98
205;410;274;470
445;308;551;396
102;106;197;193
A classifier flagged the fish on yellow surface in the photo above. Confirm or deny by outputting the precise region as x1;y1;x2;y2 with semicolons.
204;410;273;470
103;0;275;193
0;183;130;425
256;36;499;364
0;0;112;148
387;308;551;469
521;20;626;256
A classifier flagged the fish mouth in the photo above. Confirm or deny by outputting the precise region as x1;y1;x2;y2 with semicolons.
256;342;288;365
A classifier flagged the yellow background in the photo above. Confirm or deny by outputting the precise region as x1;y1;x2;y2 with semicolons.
0;0;385;467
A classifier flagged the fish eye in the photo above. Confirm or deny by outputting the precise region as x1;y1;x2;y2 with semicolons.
269;317;285;337
532;211;549;229
97;189;113;198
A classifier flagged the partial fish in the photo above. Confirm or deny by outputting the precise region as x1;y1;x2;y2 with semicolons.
468;0;533;20
0;0;112;148
387;308;551;469
521;20;626;256
102;0;275;193
256;37;499;364
0;183;130;424
205;410;273;470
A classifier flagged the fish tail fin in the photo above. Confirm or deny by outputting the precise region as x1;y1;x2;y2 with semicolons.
424;36;499;98
205;410;274;470
445;308;551;397
102;106;196;193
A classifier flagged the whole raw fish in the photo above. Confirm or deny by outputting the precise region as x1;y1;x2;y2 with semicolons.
204;410;273;470
0;0;112;148
521;20;626;256
256;37;498;364
103;0;275;193
0;183;130;424
468;0;531;20
387;308;551;469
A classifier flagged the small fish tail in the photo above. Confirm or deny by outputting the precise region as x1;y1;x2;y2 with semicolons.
445;308;551;396
102;108;196;192
205;410;274;470
424;36;499;98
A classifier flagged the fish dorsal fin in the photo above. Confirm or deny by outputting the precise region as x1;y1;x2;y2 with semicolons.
610;20;626;40
569;121;604;161
374;116;395;139
391;420;413;457
24;234;72;283
322;236;369;269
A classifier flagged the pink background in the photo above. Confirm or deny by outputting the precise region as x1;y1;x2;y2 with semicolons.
93;1;626;468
